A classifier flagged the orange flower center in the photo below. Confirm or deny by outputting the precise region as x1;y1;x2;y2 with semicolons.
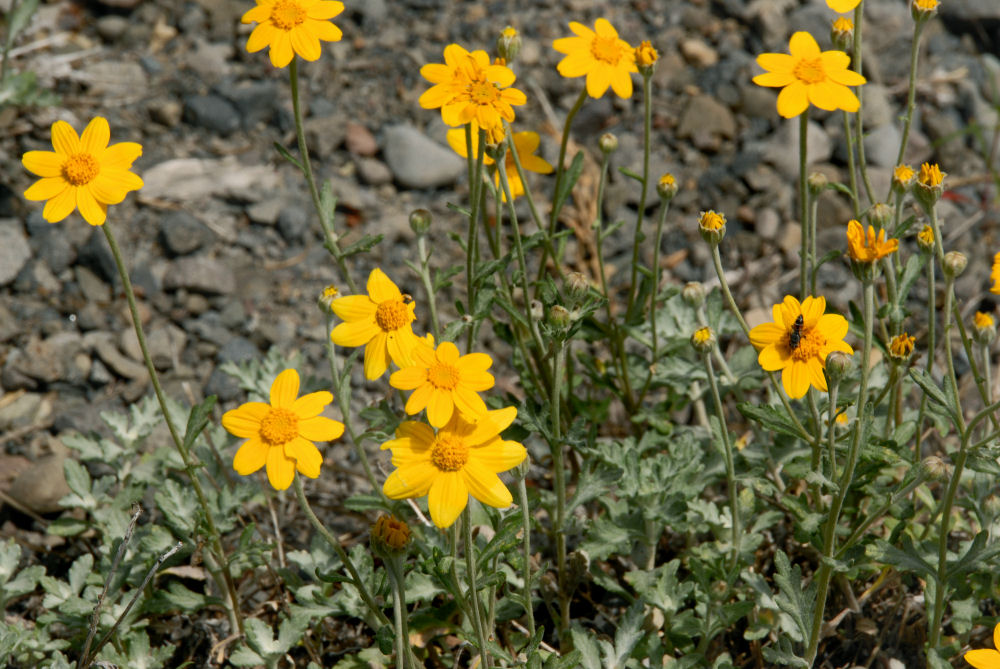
260;407;299;445
590;35;624;64
467;79;501;105
270;0;306;31
427;361;460;390
375;299;410;332
793;57;826;84
430;434;469;472
790;326;825;362
62;153;99;186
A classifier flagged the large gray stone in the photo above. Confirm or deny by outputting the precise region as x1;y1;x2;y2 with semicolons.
163;255;236;295
0;219;31;287
383;124;464;189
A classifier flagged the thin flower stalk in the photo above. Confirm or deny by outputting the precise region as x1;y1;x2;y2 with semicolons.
463;509;494;669
102;223;244;636
890;19;927;198
851;5;876;205
516;475;536;638
842;111;862;217
464;123;488;351
541;88;587;280
289;58;357;293
414;230;441;341
914;245;936;463
626;71;654;316
702;350;741;570
637;194;674;406
809;183;820;295
551;341;571;641
384;554;418;669
799;112;810;300
501;123;557;265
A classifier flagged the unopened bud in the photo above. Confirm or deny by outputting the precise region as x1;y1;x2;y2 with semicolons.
318;284;339;315
888;332;916;363
920;455;949;481
565;272;590;303
409;208;432;235
690;326;716;354
529;299;543;320
831;16;853;51
943;251;967;279
496;26;521;63
868;202;893;228
598;132;618;155
913;162;946;213
807;171;828;195
698;210;727;246
548;304;571;329
370;515;411;556
911;0;939;22
825;351;853;385
656;173;678;201
916;224;935;254
892;164;915;194
682;281;706;309
635;40;658;75
973;311;996;345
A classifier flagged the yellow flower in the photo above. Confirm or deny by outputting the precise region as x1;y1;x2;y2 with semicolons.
749;295;854;399
975;312;995;330
445;126;553;201
371;515;411;552
918;162;945;188
330;268;423;380
826;0;861;11
888;332;916;361
22;117;143;226
991;252;1000;295
965;620;1000;669
241;0;344;68
635;40;658;71
390;341;494;428
911;0;939;19
657;173;678;200
917;224;935;253
381;408;527;528
691;326;716;353
419;44;526;141
553;18;638;99
831;17;854;49
893;164;915;192
752;31;866;118
699;211;726;231
222;369;344;490
846;219;899;263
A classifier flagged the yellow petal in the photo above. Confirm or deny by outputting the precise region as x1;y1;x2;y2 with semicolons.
758;344;789;371
817;313;849;342
270;368;300;408
965;649;1000;669
427;388;455;428
446;128;469;157
586;67;611;98
100;142;143;170
752;71;795;87
331;319;380;347
42;184;77;223
756;53;795;73
593;17;619;39
24;177;68;202
788;31;820;58
776;80;809;118
749;323;786;351
826;0;860;12
387;327;419;368
367;267;401;303
806;359;828;393
290;25;321;61
363;332;390;379
247;23;277;53
331;294;376;321
826;67;866;87
555;49;591;75
22;151;64;177
391;366;428;391
567;21;595;39
242;3;270;24
286;436;323;478
266;444;296;490
76;186;107;226
307;0;344;20
311;20;342;42
383;461;437;499
222;402;269;437
801;296;827;327
291;390;333;419
807;81;845;111
80;117;110;154
394;421;435;445
269;32;294;68
782;361;808;399
462;460;513;509
471;439;526;472
404;383;433;416
454;387;488;421
51;120;81;155
298;416;344;442
610;68;633;99
233;437;268;475
427;471;467;528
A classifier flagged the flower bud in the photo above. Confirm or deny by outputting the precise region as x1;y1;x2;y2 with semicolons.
318;284;339;314
635;40;658;75
984;494;1000;518
919;455;949;481
565;271;590;304
598;132;618;155
868;202;893;229
529;299;543;321
824;351;853;385
547;304;572;329
698;210;727;246
916;224;935;254
943;251;967;279
831;16;854;51
371;515;411;556
409;208;432;235
690;326;716;354
888;332;916;363
892;164;915;194
973;311;996;345
682;281;706;309
911;0;939;22
496;26;521;63
807;171;828;196
913;162;946;213
656;173;678;202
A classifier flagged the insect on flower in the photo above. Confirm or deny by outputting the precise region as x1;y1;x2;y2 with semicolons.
788;314;805;351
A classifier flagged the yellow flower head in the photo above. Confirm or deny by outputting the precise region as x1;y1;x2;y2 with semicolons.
371;515;411;552
974;310;995;331
553;18;638;99
752;31;866;118
917;224;935;253
846;219;899;263
330;268;422;380
917;162;945;188
888;332;916;361
381;407;528;528
390;341;495;428
893;164;916;191
419;44;527;142
241;0;344;69
831;17;854;49
657;173;678;200
691;326;716;353
698;210;727;245
635;40;658;71
496;26;521;63
22;117;143;226
222;369;344;490
914;162;946;211
991;252;1000;295
826;0;861;11
748;295;854;399
446;126;553;201
965;620;1000;669
911;0;940;20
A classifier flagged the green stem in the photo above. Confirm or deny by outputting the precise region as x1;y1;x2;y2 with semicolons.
465;126;486;353
516;476;536;638
842;111;862;218
416;233;441;340
891;20;927;199
552;342;570;641
293;477;388;627
289;58;356;294
463;508;493;669
703;352;741;569
627;73;653;315
799;112;810;300
852;3;876;205
102;223;243;636
637;196;673;406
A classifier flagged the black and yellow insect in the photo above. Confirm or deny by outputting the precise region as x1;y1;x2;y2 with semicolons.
788;314;804;351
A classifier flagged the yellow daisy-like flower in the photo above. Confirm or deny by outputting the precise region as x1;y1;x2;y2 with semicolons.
241;0;344;69
419;44;527;142
892;164;915;192
553;18;638;99
390;341;495;428
888;332;916;361
752;31;867;118
846;219;899;263
381;407;527;528
22;117;143;227
826;0;861;12
965;620;1000;669
992;252;1000;295
330;268;423;380
749;295;854;399
222;369;344;490
445;126;554;201
918;162;945;188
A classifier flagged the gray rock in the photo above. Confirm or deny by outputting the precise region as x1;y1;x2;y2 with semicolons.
304;115;347;159
149;98;183;128
90;358;113;385
383;124;465;189
217;336;258;364
864;123;903;168
75;302;107;332
78;229;118;287
160;210;215;256
86;331;149;381
756;208;781;240
676;95;736;149
183;40;234;81
219;80;279;129
96;15;129;42
0;219;31;287
0;302;17;344
356;157;393;186
204;367;243;402
184;94;241;135
0;392;44;431
246;199;284;226
9;334;82;385
163;255;236;295
74;266;111;303
766;119;833;179
9;454;70;514
861;84;894;130
277;205;310;244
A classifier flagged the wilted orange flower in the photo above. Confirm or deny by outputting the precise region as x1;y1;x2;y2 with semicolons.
752;31;866;118
846;219;899;263
371;515;411;552
222;369;344;490
241;0;344;68
749;295;854;399
888;333;916;361
553;18;638;99
22;117;143;226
